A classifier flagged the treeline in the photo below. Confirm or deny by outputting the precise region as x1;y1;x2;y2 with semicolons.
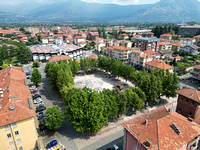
152;25;180;38
99;56;179;102
0;39;31;66
62;87;146;133
80;57;98;73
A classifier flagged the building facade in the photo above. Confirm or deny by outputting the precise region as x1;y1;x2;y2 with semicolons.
0;67;38;150
135;37;159;51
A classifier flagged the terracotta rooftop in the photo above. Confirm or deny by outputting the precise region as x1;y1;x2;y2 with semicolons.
160;34;172;37
107;46;131;51
75;36;85;39
132;49;143;54
159;42;172;45
172;42;183;47
145;59;173;70
49;55;71;62
0;67;35;127
195;35;200;38
89;55;98;59
176;88;200;103
122;106;200;150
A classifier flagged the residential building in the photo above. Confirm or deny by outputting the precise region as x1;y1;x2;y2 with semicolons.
135;37;159;51
172;42;183;51
74;36;86;45
95;37;104;44
190;65;200;81
159;42;172;51
0;67;38;150
17;35;28;42
160;33;173;40
179;45;200;55
176;88;200;125
128;50;160;69
120;40;132;48
159;50;173;59
24;27;40;34
49;55;71;62
105;46;132;62
145;59;173;72
96;42;105;52
180;38;196;46
122;106;200;150
194;35;200;44
179;25;200;36
119;34;129;40
0;29;20;36
141;32;154;37
87;32;99;40
131;35;141;42
78;41;86;48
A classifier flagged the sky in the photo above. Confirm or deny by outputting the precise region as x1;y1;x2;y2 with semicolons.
0;0;160;5
0;0;200;6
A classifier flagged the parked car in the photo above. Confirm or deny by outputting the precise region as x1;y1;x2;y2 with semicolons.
30;85;37;90
37;112;43;117
39;123;47;131
112;145;119;150
26;72;31;79
31;90;38;94
33;99;42;104
46;140;58;149
54;146;61;150
33;94;41;99
36;105;46;113
38;114;47;120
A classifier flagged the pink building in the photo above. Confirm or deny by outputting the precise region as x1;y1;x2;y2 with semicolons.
122;106;200;150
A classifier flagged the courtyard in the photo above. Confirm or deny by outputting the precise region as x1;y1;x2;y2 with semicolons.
74;70;134;91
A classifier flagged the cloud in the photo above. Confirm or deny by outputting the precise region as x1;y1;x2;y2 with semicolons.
81;0;160;5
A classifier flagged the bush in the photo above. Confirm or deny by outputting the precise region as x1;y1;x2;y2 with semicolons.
33;61;40;68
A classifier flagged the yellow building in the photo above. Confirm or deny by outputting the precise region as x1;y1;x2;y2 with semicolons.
0;67;38;150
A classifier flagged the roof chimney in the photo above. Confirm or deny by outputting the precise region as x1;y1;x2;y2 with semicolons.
9;105;15;111
145;140;151;147
144;119;148;125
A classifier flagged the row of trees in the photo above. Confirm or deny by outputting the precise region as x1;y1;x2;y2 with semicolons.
80;57;98;73
98;56;136;81
45;60;74;92
98;56;179;103
62;87;146;133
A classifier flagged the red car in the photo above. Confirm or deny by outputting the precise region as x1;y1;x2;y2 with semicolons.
31;90;38;94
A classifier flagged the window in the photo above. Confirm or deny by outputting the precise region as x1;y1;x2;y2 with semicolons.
15;131;19;136
181;96;184;101
12;123;17;128
189;111;192;117
17;139;21;144
7;133;11;139
137;141;141;147
19;147;23;150
9;141;14;146
178;108;181;113
4;125;9;130
186;99;189;103
192;101;195;106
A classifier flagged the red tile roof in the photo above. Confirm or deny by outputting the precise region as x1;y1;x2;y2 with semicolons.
159;42;172;45
89;55;98;59
0;67;35;127
122;106;200;150
145;59;173;70
132;34;141;39
131;49;143;54
49;55;71;62
107;46;131;51
176;88;200;103
172;42;183;47
75;36;85;39
160;34;172;37
195;35;200;38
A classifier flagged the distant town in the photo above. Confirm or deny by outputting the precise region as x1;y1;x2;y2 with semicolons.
1;23;200;150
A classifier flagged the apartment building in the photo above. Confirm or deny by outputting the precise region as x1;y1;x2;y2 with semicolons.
135;37;159;51
179;25;200;36
0;67;38;150
190;65;200;81
128;50;160;69
122;106;200;150
176;88;200;125
105;46;132;62
160;33;173;40
145;59;173;72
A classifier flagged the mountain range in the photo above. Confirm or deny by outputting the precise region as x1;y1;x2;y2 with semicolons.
0;0;200;23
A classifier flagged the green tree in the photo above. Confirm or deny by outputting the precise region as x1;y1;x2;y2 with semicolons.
2;64;9;69
30;68;42;87
45;105;65;130
33;61;40;68
72;59;79;75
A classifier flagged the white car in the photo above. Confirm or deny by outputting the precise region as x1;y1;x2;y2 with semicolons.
33;99;43;104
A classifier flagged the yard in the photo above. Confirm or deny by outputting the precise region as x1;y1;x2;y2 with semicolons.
74;70;134;91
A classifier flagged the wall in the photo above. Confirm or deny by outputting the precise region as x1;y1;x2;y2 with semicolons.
125;130;146;150
176;95;198;119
